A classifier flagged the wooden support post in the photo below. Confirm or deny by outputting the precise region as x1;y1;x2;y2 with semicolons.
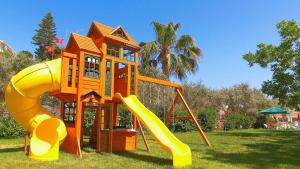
176;89;212;147
164;93;180;125
96;106;101;153
134;116;138;149
77;135;82;158
109;104;114;153
137;120;151;153
24;131;29;155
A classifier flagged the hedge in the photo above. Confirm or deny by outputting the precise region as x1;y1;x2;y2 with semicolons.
0;115;25;137
197;109;218;131
224;112;256;130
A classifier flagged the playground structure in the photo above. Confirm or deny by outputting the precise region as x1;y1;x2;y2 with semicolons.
5;21;210;167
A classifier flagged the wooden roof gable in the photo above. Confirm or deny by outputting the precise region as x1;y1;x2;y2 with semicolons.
66;33;102;55
88;21;140;49
110;26;129;40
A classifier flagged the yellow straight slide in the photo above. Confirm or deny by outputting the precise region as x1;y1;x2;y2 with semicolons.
115;93;192;167
5;58;67;160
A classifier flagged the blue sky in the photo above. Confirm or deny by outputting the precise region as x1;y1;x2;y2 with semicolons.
1;0;300;89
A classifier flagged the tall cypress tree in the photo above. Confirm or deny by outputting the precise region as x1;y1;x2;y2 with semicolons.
32;12;57;61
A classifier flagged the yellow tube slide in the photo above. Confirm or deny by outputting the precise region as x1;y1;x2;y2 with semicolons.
115;93;192;167
5;58;66;160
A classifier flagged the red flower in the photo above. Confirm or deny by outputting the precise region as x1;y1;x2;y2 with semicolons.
53;38;64;45
45;46;55;52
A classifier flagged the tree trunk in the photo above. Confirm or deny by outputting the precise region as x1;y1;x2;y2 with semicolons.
161;49;170;80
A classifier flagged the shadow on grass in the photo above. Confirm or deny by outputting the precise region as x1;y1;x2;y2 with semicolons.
204;130;300;168
212;129;299;138
114;151;172;166
0;147;23;153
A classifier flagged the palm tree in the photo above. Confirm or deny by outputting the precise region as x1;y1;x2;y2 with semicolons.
139;21;201;80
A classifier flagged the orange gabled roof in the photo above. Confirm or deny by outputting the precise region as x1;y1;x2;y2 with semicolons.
90;21;140;48
69;33;102;54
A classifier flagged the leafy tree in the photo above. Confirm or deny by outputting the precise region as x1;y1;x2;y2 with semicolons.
0;51;34;101
13;51;34;73
32;12;57;61
140;21;201;80
181;82;275;115
181;81;213;110
219;83;275;115
0;52;13;100
138;65;167;80
244;20;300;109
18;50;33;59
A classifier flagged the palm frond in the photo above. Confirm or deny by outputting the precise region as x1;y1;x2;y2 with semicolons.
147;21;202;80
163;23;177;47
139;41;159;68
176;35;201;60
170;54;186;80
152;21;165;45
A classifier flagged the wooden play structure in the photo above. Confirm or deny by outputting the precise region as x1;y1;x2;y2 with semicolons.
19;21;210;166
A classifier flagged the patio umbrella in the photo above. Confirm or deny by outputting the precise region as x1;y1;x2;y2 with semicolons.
259;107;289;115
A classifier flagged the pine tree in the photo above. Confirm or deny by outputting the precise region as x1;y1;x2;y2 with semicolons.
32;12;57;61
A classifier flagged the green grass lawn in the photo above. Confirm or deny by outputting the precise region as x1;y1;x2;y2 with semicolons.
0;129;300;169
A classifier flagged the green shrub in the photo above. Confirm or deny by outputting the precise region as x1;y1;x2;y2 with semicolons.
254;115;274;128
172;119;195;132
224;112;256;130
224;112;241;130
241;114;256;129
118;104;132;127
197;109;218;131
0;115;25;137
147;104;165;120
166;107;195;132
83;109;96;136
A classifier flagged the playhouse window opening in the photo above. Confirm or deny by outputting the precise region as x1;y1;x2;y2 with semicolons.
63;102;77;123
112;29;126;39
105;60;112;96
116;62;127;79
68;60;73;87
106;43;120;58
130;65;136;95
84;54;100;79
75;64;79;87
68;59;79;87
102;105;111;130
83;107;96;136
117;104;133;129
123;48;135;62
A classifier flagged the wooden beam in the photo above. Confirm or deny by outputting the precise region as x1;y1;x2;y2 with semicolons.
137;75;182;89
171;116;193;120
63;52;77;59
176;89;211;147
137;120;151;153
164;93;180;125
